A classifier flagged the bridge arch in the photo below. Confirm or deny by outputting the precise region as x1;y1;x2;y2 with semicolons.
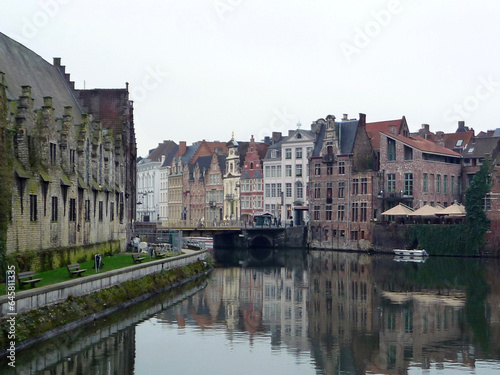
250;235;273;248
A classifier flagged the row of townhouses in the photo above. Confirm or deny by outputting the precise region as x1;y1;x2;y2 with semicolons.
138;113;500;250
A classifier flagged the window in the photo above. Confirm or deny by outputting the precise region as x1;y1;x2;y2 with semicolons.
314;183;321;199
30;195;38;221
387;173;395;192
352;202;359;221
387;138;396;161
296;148;302;159
443;175;448;194
276;166;282;177
98;201;103;221
285;165;292;177
327;165;333;175
451;176;455;195
271;166;276;177
285;148;292;159
423;173;428;194
338;181;345;198
265;166;270;178
265;184;270;197
338;161;345;174
483;194;492;210
351;231;358;240
313;206;320;220
50;143;57;166
271;150;277;158
360;202;367;222
110;202;115;221
296;164;302;177
271;183;277;197
296;182;303;199
404;145;413;161
314;163;321;176
404;173;413;196
85;199;91;221
337;205;345;221
361;178;368;194
456;139;463;147
70;149;76;171
51;196;58;222
326;205;332;220
69;198;76;222
437;174;441;194
326;182;332;204
286;183;292;197
352;179;359;195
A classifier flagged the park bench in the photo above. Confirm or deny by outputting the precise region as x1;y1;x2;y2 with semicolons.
67;263;87;277
132;253;146;263
154;249;167;258
17;271;42;289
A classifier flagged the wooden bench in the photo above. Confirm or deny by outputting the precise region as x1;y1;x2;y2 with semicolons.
154;249;167;259
132;254;146;263
67;263;87;277
18;271;42;289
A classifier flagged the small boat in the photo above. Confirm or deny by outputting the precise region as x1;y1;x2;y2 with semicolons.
393;255;428;263
393;249;428;257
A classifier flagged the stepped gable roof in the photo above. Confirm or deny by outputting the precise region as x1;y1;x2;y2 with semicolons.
255;142;270;159
463;137;500;159
338;120;359;155
196;155;213;172
236;141;249;165
382;132;461;157
0;32;83;122
181;143;201;164
366;119;403;149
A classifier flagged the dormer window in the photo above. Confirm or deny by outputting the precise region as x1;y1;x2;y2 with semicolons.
271;150;277;158
456;140;463;147
296;133;302;139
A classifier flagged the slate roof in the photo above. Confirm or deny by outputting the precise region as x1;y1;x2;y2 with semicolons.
145;140;178;162
217;154;227;175
382;132;461;157
0;32;83;123
338;120;359;155
463;137;500;159
181;143;201;164
196;155;213;172
311;123;326;158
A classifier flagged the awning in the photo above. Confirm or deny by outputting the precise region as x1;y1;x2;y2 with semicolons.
408;204;442;217
381;203;413;216
435;203;466;217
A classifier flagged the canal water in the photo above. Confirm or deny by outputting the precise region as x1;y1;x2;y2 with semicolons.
3;248;500;374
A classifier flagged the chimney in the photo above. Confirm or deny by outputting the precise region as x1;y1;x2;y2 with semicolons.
435;131;444;147
272;132;282;144
457;121;465;132
177;141;187;157
420;124;430;139
53;57;61;66
342;114;348;121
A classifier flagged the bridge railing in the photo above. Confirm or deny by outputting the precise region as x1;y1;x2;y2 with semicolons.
158;219;245;229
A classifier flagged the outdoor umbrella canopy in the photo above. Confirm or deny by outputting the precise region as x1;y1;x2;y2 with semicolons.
435;203;466;217
408;204;443;217
381;203;414;216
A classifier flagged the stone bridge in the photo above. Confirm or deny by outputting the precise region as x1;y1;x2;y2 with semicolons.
214;226;307;249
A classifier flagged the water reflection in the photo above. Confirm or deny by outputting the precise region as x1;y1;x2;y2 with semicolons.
3;250;500;374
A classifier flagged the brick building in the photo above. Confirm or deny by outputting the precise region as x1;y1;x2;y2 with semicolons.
0;32;136;256
309;114;376;250
240;135;269;224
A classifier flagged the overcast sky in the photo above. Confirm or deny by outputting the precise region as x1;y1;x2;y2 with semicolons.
2;0;500;157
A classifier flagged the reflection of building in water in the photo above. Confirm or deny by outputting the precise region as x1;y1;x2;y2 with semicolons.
308;251;377;374
373;292;465;373
16;327;136;374
484;259;500;353
261;267;309;351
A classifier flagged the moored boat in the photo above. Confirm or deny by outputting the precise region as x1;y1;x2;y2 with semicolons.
393;249;428;257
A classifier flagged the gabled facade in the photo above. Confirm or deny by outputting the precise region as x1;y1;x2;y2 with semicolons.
309;114;376;250
223;137;242;221
205;153;225;224
240;135;269;223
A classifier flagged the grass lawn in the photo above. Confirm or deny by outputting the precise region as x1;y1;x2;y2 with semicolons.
0;252;180;296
